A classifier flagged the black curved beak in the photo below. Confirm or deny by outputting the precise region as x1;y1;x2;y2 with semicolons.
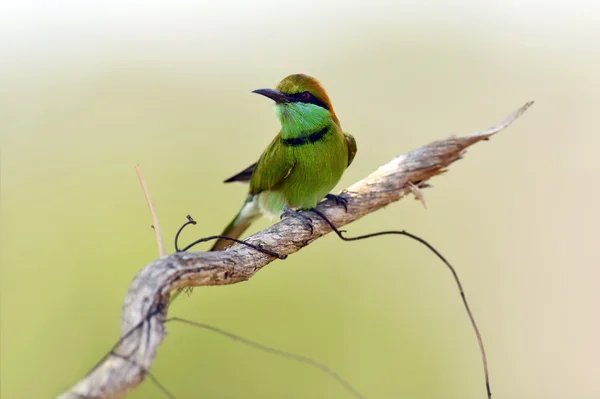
252;88;291;103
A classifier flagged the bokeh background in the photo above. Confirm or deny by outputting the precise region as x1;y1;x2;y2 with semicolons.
1;1;599;398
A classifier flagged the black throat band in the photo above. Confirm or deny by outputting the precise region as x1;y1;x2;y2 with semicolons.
281;126;329;147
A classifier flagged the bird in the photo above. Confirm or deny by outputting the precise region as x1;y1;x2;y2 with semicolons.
210;74;357;251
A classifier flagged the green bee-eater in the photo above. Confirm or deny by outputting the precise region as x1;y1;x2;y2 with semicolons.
211;74;357;251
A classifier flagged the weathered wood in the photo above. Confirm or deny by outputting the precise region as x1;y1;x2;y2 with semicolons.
56;102;533;399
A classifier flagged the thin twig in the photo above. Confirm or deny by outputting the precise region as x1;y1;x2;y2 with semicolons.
309;208;491;398
57;102;533;399
167;317;366;399
135;164;167;257
174;215;196;252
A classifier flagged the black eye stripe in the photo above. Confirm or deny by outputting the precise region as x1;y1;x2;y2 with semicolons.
288;92;330;110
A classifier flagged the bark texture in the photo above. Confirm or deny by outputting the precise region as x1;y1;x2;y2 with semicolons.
56;102;533;399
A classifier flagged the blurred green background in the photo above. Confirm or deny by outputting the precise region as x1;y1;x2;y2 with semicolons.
1;1;599;398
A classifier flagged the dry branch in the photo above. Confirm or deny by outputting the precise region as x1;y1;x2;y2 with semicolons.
56;102;533;399
135;164;167;257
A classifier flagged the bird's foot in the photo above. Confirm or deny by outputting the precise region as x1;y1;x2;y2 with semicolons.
281;208;314;236
325;193;349;212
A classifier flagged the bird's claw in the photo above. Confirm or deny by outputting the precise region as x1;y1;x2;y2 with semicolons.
326;193;349;212
281;208;314;235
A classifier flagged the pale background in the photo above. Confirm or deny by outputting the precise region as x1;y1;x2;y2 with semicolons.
1;1;599;398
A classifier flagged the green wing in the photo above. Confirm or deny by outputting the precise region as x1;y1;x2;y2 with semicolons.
249;133;296;195
344;132;357;167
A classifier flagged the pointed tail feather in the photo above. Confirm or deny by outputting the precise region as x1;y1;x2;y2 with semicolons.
210;199;260;251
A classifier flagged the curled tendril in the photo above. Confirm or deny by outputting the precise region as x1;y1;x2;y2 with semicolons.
174;214;287;259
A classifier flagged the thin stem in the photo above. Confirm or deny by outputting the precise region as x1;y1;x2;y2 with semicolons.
182;235;287;259
167;317;366;399
174;214;197;252
173;214;287;259
310;208;491;399
135;164;167;257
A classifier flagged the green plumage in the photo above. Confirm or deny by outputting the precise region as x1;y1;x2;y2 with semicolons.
211;74;357;251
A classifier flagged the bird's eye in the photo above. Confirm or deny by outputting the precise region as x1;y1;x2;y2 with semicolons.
300;91;311;101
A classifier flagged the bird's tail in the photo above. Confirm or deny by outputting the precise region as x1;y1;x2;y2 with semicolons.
210;197;260;251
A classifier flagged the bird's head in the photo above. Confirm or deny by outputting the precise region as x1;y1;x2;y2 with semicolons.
253;74;339;135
